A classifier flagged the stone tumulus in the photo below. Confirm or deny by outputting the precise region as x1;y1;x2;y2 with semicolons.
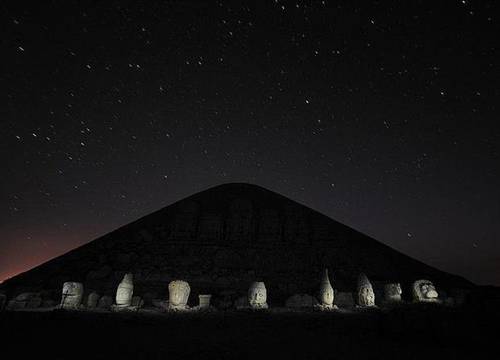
0;183;472;304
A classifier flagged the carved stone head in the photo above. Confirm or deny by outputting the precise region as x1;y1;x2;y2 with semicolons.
413;280;439;302
357;273;375;307
384;283;402;302
319;269;334;306
168;280;191;309
248;282;267;308
116;273;134;306
61;282;84;307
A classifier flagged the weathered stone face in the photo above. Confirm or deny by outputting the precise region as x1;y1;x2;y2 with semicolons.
61;282;84;308
168;280;190;309
384;283;402;303
357;274;375;307
413;280;439;302
115;273;134;307
248;282;268;309
319;269;334;307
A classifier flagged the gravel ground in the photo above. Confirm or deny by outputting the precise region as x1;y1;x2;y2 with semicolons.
0;304;497;359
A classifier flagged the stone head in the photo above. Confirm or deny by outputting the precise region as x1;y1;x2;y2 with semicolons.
168;280;191;307
384;283;402;302
361;287;375;305
357;273;375;306
248;282;267;305
63;282;83;295
319;269;334;306
413;280;439;302
61;282;84;307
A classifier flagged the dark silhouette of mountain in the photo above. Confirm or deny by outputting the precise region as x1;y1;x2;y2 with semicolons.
0;183;472;304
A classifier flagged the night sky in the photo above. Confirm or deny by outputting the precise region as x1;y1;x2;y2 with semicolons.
1;1;499;285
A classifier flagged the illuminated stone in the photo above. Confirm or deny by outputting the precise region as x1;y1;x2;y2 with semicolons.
248;282;268;309
115;273;134;307
318;268;334;308
412;279;440;303
168;280;190;310
357;273;375;307
198;294;212;309
384;283;402;303
61;282;84;308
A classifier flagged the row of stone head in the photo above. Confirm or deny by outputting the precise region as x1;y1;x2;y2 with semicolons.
59;269;440;311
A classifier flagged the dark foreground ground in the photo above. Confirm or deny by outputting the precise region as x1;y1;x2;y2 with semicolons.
1;305;498;359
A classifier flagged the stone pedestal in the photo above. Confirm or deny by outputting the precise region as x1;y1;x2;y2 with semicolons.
198;294;212;309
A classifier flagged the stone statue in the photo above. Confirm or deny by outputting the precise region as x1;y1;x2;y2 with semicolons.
318;268;335;309
412;279;439;302
115;273;134;307
86;292;100;309
168;280;190;310
384;283;402;303
248;282;268;309
357;273;375;307
198;294;212;309
61;282;84;308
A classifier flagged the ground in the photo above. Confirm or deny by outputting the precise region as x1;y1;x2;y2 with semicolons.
0;305;496;359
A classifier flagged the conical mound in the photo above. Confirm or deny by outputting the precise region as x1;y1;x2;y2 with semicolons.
0;183;472;303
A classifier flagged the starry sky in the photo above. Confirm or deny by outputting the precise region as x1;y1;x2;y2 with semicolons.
1;1;499;285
